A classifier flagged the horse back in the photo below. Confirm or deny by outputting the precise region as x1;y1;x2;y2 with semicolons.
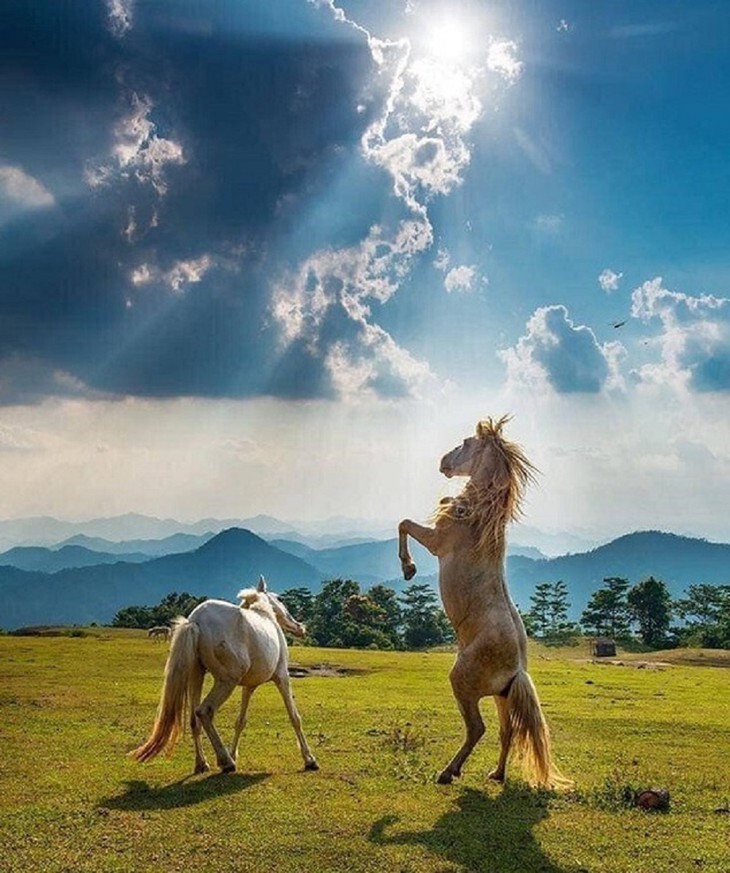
189;599;284;686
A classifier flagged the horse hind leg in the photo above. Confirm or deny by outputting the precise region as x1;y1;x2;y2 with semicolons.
195;677;238;773
189;663;209;774
437;671;485;784
487;694;512;783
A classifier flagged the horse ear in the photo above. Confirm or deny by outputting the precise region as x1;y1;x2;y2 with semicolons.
476;420;487;438
257;575;267;593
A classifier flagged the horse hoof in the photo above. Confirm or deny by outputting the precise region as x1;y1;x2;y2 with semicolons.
220;762;236;774
404;563;417;581
437;771;453;785
194;762;210;775
488;769;505;783
305;760;320;771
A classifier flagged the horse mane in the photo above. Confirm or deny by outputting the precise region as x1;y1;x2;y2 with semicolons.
435;415;538;563
237;588;276;620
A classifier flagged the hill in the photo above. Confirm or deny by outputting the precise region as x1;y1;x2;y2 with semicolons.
0;544;151;573
0;528;322;629
55;531;215;556
271;538;545;584
0;512;390;549
504;530;730;615
2;527;729;630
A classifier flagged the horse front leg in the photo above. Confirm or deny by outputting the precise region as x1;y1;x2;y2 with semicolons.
273;672;319;771
398;520;443;581
229;685;254;765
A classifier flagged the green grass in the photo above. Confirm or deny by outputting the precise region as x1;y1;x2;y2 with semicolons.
0;632;728;872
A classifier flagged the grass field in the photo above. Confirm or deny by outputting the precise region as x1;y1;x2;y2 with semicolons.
1;631;728;873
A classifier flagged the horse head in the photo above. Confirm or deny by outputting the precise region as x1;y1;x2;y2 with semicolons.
240;576;307;638
438;416;537;527
440;416;513;485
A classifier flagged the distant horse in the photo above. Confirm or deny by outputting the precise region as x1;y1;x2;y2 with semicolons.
398;416;570;788
147;625;171;642
132;577;319;774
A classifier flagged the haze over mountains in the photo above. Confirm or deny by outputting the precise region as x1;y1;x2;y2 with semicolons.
0;514;728;630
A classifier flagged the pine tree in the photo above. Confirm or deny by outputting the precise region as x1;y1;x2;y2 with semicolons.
528;582;553;637
581;577;631;638
400;583;453;649
627;577;672;648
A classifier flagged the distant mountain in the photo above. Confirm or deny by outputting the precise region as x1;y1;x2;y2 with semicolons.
0;512;388;550
271;538;437;584
0;528;322;630
504;530;730;616
3;525;729;630
0;544;151;573
56;531;215;556
510;525;599;558
272;537;546;582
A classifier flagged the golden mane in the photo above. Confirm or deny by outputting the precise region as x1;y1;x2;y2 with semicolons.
237;588;275;620
435;415;538;563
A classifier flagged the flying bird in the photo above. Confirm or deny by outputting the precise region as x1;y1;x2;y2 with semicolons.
611;320;627;329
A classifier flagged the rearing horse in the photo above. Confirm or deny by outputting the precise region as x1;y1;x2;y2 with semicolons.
398;416;570;788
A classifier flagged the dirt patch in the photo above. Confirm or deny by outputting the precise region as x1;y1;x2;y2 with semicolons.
574;658;673;670
288;662;368;678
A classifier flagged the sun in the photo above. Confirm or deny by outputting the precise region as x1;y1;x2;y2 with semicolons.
422;13;478;65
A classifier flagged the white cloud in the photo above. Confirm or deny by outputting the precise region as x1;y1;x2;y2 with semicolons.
598;268;623;293
272;221;435;399
486;39;524;85
86;94;185;197
277;2;523;400
106;0;134;38
130;255;214;293
0;424;37;452
433;248;450;271
444;265;476;293
631;277;730;392
500;304;625;394
0;165;55;209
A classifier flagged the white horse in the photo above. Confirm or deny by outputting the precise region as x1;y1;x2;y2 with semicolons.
132;576;319;774
147;625;171;642
398;416;570;788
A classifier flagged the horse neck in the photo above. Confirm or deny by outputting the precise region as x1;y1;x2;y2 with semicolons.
462;478;510;567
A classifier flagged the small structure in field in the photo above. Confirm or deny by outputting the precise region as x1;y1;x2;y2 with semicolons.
592;636;616;658
635;788;670;811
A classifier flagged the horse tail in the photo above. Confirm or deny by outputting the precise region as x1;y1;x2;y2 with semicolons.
507;669;572;789
131;617;200;763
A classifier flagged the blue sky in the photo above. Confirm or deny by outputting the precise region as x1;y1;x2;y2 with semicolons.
1;0;730;543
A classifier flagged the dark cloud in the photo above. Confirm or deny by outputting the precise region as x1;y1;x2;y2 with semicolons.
0;0;375;404
532;306;609;393
501;304;622;394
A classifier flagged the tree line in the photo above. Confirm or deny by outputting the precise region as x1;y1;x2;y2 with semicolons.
113;580;454;650
525;577;730;649
112;577;730;651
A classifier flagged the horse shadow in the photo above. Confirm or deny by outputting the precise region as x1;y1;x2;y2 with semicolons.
369;786;573;873
100;772;271;812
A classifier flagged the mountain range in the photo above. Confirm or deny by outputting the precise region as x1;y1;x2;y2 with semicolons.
1;518;728;630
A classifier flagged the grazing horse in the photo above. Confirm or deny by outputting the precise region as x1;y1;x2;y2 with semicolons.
132;576;319;774
398;416;570;788
147;625;171;642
